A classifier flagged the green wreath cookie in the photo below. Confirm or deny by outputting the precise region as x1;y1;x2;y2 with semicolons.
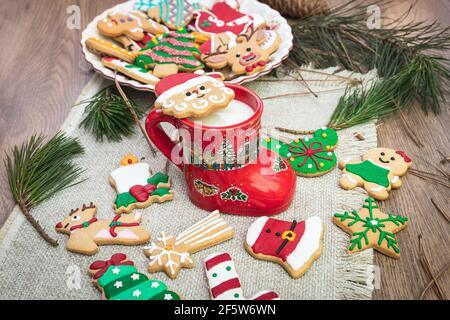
262;127;338;177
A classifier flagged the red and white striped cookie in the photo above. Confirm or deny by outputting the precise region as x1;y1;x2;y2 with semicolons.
204;252;279;300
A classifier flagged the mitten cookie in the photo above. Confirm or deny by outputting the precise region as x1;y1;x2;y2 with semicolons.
205;252;279;300
245;216;323;279
89;253;181;300
55;203;150;255
262;127;338;177
333;198;408;258
110;155;173;214
154;72;235;119
339;148;412;200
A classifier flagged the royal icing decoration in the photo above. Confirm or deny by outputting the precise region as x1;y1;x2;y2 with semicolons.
245;216;323;278
89;253;181;300
55;203;150;255
110;155;173;214
339;148;412;200
205;252;279;300
333;198;408;258
143;210;234;279
262;128;338;177
101;57;159;85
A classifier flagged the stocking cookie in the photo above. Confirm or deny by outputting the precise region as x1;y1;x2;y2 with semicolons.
333;198;408;258
55;203;150;255
144;210;235;279
245;216;323;279
154;72;235;118
136;29;204;78
205;252;279;300
110;155;173;214
101;57;159;85
339;148;412;200
86;38;138;64
89;253;181;300
262;127;338;177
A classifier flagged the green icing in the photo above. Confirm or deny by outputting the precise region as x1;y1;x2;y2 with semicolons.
151;290;181;300
110;280;167;300
346;160;390;187
98;265;138;288
125;64;150;73
150;188;171;197
104;272;148;299
115;192;137;208
147;172;169;185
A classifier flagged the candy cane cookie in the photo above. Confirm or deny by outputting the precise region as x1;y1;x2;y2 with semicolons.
102;57;159;85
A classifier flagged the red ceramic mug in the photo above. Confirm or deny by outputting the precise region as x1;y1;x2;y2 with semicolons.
146;84;296;216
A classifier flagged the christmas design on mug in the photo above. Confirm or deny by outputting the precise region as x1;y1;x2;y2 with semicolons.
194;179;219;196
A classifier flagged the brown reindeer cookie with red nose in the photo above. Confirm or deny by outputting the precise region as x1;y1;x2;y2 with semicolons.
200;28;280;76
339;148;412;200
55;203;150;255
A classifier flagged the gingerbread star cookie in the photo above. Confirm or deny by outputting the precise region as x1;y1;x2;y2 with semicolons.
333;198;408;258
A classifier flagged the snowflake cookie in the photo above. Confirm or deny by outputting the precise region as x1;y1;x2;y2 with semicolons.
333;198;408;258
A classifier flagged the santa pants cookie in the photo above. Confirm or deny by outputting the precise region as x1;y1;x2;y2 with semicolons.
245;216;323;278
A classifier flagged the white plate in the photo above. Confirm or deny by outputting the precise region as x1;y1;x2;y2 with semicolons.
81;0;293;92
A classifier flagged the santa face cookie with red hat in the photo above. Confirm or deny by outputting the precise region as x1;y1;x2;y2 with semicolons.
154;72;235;119
245;216;324;279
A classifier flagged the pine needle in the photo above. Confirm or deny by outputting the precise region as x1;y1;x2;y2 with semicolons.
4;132;85;245
78;85;147;142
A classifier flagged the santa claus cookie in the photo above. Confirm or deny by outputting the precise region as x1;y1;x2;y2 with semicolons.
89;253;181;300
154;72;235;119
109;155;173;214
245;216;324;279
333;198;408;258
205;252;279;300
339;148;412;200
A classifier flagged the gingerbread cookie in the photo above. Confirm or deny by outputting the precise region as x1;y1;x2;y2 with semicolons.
135;0;201;30
101;57;159;85
201;27;280;75
89;253;181;300
333;198;408;258
136;29;204;78
245;216;323;279
86;38;138;64
154;72;234;119
97;11;166;41
339;148;412;200
262;127;338;177
205;252;279;300
55;203;150;255
110;155;173;214
143;210;234;279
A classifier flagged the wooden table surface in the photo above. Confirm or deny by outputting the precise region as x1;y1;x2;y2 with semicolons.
0;0;449;300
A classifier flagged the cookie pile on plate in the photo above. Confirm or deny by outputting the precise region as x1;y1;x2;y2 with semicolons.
85;0;281;85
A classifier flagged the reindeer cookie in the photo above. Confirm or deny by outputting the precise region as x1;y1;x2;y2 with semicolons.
339;148;412;200
201;28;280;76
110;155;174;214
55;203;150;255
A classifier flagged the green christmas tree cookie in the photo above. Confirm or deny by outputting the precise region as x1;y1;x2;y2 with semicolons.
262;127;338;177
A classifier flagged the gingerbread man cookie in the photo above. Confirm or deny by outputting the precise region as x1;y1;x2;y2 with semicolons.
110;155;174;214
339;148;412;200
245;216;323;279
333;198;408;258
55;203;150;255
89;253;181;300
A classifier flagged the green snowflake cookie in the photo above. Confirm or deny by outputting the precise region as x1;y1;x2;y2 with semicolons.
262;127;338;177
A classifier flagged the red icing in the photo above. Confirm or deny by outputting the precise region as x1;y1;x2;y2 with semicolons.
89;253;134;280
395;150;412;163
254;291;279;300
211;277;241;299
205;253;232;270
152;45;194;56
159;37;196;48
245;60;266;73
108;214;140;238
145;51;201;67
130;184;157;202
55;222;62;229
288;140;333;170
251;218;305;261
69;218;98;232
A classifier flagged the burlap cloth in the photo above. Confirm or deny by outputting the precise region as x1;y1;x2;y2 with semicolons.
0;67;377;299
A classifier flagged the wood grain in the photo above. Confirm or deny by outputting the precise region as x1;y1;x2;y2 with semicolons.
0;0;448;299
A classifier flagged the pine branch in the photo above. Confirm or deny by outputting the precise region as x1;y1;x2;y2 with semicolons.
4;132;85;246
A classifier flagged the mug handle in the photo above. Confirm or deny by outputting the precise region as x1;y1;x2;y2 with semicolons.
145;109;184;170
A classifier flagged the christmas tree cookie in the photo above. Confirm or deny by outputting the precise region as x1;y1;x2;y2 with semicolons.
109;155;173;214
135;29;204;78
89;253;181;300
333;198;408;258
262;127;338;177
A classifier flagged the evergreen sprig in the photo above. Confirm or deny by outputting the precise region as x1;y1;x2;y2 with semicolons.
78;85;147;142
290;0;450;128
4;132;85;246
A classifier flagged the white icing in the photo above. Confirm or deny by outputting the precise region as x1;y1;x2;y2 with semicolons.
188;227;233;246
129;27;143;33
286;216;323;270
162;99;175;109
94;228;138;240
343;174;358;184
174;102;188;112
156;76;217;102
190;100;254;127
368;159;391;170
107;59;159;82
342;157;352;163
176;210;220;239
307;164;313;169
391;175;399;183
205;252;243;300
371;186;385;192
245;217;269;247
110;162;150;194
208;93;227;104
191;99;209;110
